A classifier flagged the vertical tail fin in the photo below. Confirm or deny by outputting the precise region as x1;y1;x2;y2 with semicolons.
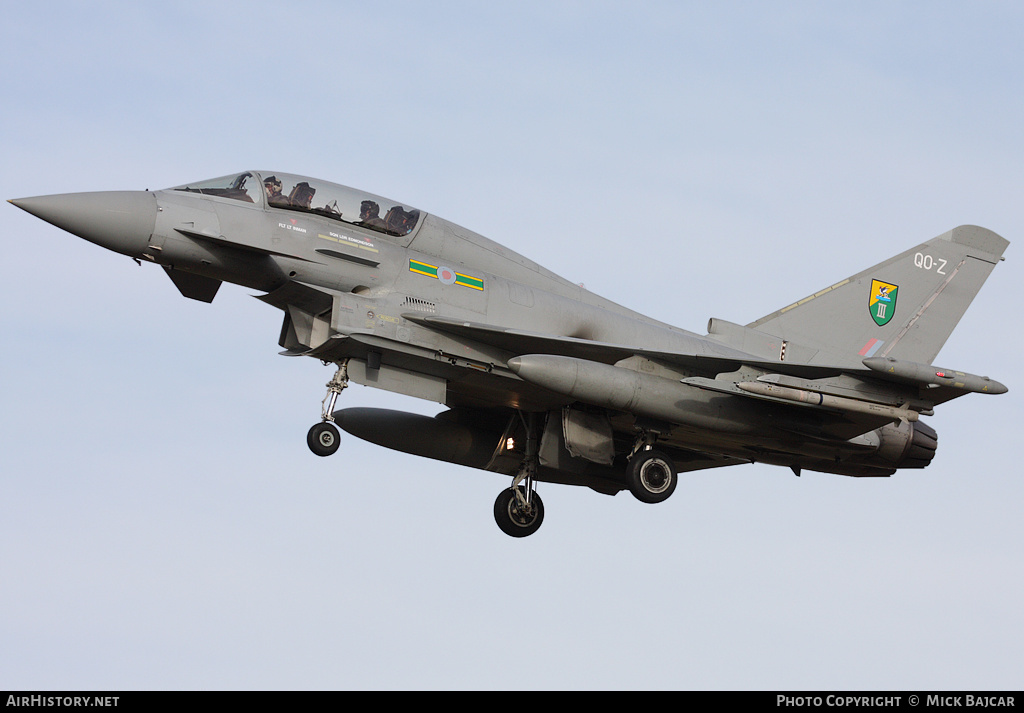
747;226;1009;367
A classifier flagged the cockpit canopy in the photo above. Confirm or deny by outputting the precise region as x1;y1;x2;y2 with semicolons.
171;171;422;238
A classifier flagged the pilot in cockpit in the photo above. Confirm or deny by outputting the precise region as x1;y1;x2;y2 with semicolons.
384;206;417;235
264;176;288;206
288;182;316;209
357;200;388;231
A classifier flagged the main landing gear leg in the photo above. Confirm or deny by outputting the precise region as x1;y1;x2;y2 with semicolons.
626;428;678;504
307;359;348;457
494;412;545;538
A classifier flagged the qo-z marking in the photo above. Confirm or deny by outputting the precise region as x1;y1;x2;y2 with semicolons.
915;252;947;275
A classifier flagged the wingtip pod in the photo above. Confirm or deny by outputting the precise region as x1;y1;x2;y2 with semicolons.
862;356;1008;395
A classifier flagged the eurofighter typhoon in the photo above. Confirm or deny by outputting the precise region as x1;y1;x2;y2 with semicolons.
10;172;1009;537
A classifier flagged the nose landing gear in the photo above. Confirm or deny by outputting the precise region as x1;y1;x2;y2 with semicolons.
307;360;348;457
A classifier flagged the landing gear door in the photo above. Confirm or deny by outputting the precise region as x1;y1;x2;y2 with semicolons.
536;407;616;470
561;408;615;465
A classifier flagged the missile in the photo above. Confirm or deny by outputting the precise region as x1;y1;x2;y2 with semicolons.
508;354;923;431
506;354;763;435
333;407;500;469
734;381;919;422
862;356;1008;394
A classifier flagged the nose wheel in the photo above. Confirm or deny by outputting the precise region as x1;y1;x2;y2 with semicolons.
308;422;341;457
307;360;348;456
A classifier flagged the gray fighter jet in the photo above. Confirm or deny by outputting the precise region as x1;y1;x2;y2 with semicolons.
10;171;1009;537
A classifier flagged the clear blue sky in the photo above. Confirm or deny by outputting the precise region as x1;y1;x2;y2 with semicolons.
2;1;1021;690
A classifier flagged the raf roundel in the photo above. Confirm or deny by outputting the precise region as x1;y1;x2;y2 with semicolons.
437;266;457;285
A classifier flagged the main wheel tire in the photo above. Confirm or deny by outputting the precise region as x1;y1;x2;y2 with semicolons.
627;450;677;504
493;486;545;538
307;422;341;457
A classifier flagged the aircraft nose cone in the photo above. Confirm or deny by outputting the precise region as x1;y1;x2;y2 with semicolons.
9;191;157;256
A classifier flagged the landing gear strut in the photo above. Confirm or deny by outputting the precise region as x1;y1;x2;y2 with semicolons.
307;360;348;457
494;412;545;537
